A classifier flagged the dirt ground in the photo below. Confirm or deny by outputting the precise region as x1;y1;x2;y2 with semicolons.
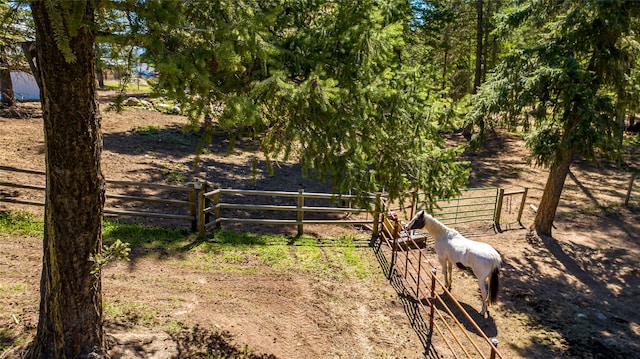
1;91;639;358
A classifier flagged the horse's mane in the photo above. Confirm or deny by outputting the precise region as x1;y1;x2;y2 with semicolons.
421;211;450;239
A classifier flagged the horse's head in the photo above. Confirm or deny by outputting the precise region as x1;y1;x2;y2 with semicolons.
405;210;428;230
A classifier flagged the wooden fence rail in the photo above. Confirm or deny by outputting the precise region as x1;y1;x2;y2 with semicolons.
1;165;528;238
0;166;384;237
199;186;381;237
0;165;200;230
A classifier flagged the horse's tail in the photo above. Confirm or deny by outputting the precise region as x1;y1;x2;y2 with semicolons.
488;266;499;305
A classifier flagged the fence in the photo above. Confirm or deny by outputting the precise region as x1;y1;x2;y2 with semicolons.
0;166;383;237
0;165;199;230
378;212;503;359
410;187;528;230
199;185;382;237
1;165;528;237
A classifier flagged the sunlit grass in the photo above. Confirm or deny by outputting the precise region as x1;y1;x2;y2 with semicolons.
189;231;374;278
0;282;26;294
0;210;43;236
0;210;373;279
103;300;159;327
102;220;191;249
101;82;153;93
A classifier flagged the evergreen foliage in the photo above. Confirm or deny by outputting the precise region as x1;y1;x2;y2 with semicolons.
468;0;640;165
142;0;470;206
465;0;640;234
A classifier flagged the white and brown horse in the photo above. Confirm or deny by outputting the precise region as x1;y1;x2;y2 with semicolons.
405;210;501;317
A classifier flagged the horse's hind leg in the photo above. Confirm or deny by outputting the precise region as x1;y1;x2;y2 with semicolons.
478;277;488;317
439;257;451;290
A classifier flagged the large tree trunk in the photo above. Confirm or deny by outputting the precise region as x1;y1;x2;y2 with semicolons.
0;68;14;107
20;41;42;93
533;146;576;236
27;1;107;358
0;49;15;107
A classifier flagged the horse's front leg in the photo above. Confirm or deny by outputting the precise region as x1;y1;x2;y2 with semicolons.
446;261;453;289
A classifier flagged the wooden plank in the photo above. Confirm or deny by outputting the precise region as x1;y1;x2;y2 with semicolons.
0;165;45;175
106;180;191;191
0;181;45;190
106;193;191;206
103;209;193;221
0;198;44;206
214;203;364;213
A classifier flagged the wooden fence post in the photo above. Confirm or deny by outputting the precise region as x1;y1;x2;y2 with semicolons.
517;188;528;224
188;182;198;233
297;189;304;236
625;173;637;206
213;185;220;230
411;190;418;219
197;182;208;238
494;188;505;231
372;192;381;240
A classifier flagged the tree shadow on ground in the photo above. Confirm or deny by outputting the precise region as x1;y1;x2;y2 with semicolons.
371;239;455;359
170;325;276;359
106;325;277;359
101;125;351;235
499;226;640;358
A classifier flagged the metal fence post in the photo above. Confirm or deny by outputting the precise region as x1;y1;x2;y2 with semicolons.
429;267;437;334
388;218;398;280
416;250;422;297
625;173;638;206
490;338;499;359
297;189;304;236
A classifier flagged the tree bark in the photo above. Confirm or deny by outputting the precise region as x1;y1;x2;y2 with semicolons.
27;1;107;358
473;0;483;93
533;146;576;236
0;68;14;107
20;41;42;93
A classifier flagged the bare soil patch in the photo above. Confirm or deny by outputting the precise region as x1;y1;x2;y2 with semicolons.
1;93;640;358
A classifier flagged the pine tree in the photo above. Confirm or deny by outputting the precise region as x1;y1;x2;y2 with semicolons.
26;1;108;357
466;0;640;236
143;0;470;207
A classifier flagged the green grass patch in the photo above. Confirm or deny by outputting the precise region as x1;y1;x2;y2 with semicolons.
0;210;43;236
0;327;27;352
0;282;26;294
132;124;163;136
101;82;153;93
161;168;186;183
188;231;373;278
102;221;190;249
0;210;373;280
132;125;197;146
103;300;159;327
